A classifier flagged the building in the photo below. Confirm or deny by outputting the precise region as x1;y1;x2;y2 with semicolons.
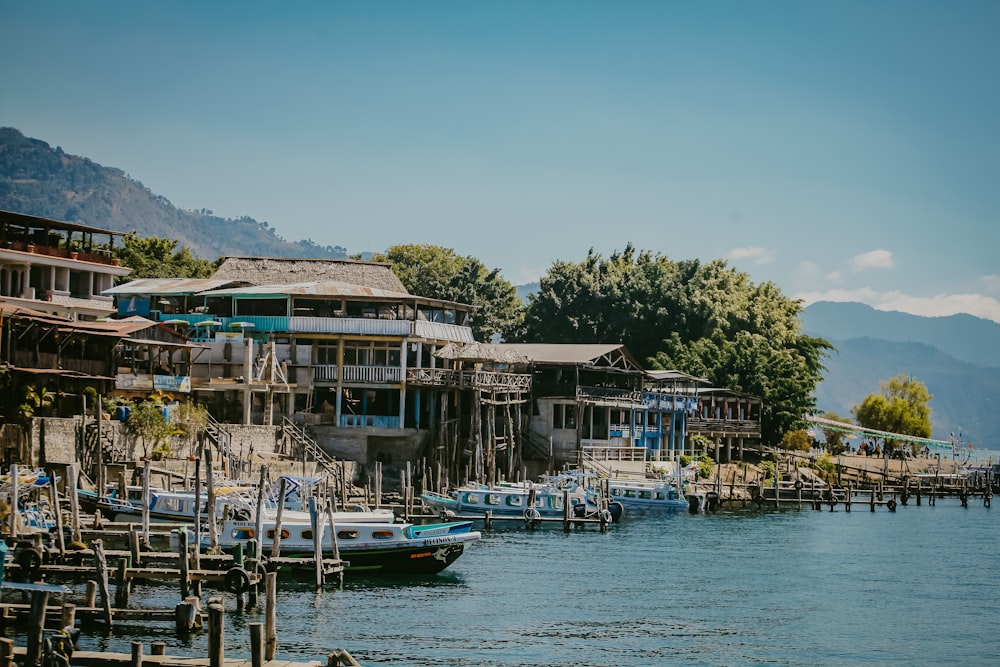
0;210;131;319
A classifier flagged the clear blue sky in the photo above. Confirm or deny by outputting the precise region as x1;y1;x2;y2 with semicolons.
3;1;999;321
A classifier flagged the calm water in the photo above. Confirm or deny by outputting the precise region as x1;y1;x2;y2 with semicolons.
71;498;999;665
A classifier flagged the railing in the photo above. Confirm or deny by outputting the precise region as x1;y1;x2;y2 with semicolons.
577;386;644;407
582;445;648;462
290;316;412;336
281;416;341;481
406;368;531;391
313;365;338;382
341;365;401;383
339;414;401;429
687;416;762;436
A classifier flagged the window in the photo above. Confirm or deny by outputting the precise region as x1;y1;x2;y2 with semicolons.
337;530;360;540
552;403;577;429
372;530;395;539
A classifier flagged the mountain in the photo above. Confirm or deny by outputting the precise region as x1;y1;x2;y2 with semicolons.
0;127;347;260
802;300;1000;368
803;302;1000;447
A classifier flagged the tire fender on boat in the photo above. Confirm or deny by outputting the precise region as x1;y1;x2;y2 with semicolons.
523;507;541;522
600;509;613;524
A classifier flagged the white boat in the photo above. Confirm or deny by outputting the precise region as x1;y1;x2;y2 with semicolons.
214;518;481;575
607;477;689;510
78;483;394;524
421;478;624;523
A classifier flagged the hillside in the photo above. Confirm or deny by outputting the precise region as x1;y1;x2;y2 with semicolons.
803;302;1000;447
0;127;347;261
802;300;1000;368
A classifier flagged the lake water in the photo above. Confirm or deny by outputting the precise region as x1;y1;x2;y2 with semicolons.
75;498;999;665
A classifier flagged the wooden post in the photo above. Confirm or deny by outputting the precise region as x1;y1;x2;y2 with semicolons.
151;642;166;656
129;528;142;567
9;464;20;536
93;540;114;628
309;495;325;589
115;557;131;608
178;527;190;599
208;599;225;667
61;602;76;629
205;447;218;548
0;638;14;667
130;641;143;667
271;477;287;559
250;622;264;667
67;464;82;543
141;459;151;547
265;571;278;660
26;590;50;667
49;472;66;554
563;489;571;532
84;580;98;608
192;453;203;596
254;465;267;561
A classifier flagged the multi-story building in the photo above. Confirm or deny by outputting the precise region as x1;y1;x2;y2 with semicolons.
0;210;130;319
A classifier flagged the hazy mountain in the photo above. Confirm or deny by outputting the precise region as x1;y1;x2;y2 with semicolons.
804;302;1000;447
0;127;347;260
802;300;1000;368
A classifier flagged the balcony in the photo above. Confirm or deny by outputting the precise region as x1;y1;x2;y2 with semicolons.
312;365;401;384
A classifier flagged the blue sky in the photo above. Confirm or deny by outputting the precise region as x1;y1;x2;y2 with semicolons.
3;1;999;321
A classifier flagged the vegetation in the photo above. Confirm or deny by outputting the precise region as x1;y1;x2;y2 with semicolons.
175;401;210;458
521;245;833;444
112;234;220;282
371;244;525;342
780;429;812;452
124;401;173;460
852;374;933;442
17;384;55;422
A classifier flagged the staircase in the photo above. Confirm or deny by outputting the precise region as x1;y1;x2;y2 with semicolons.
280;416;341;480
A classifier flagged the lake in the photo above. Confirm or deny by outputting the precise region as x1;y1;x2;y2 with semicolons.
75;498;999;665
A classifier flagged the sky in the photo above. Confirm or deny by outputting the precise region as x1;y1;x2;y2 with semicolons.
3;1;1000;322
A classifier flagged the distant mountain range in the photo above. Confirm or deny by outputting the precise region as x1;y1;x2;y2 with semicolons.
0;127;347;260
2;128;993;447
802;302;1000;447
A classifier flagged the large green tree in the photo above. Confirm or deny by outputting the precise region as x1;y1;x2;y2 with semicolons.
852;374;933;439
521;245;832;444
113;234;219;282
372;244;524;342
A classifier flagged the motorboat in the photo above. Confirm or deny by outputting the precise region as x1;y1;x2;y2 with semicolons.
213;518;481;575
422;478;624;523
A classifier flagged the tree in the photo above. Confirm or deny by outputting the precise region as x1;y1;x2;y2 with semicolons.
175;401;209;458
521;245;833;444
781;429;812;452
113;234;219;283
125;401;173;459
372;244;525;342
852;374;933;442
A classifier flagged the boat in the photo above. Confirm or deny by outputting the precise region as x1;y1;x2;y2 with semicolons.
607;477;689;510
213;518;481;575
421;478;624;523
77;483;394;525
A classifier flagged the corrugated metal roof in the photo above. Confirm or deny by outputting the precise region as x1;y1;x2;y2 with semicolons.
490;343;636;366
103;278;243;295
645;369;709;383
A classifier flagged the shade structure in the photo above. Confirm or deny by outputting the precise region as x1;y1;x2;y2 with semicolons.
229;321;255;329
160;319;190;326
194;320;222;327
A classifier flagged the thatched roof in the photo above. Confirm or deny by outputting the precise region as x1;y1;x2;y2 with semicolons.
433;342;530;364
212;257;407;293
